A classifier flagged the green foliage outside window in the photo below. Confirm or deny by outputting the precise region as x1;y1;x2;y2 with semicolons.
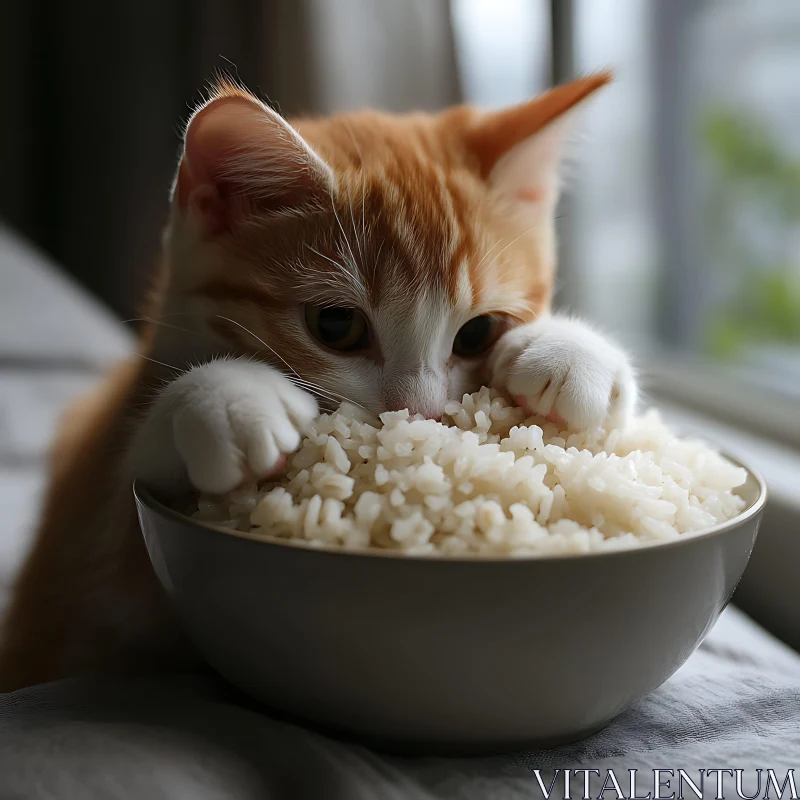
701;110;800;359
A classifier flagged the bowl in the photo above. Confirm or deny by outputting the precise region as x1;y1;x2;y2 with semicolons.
134;456;766;754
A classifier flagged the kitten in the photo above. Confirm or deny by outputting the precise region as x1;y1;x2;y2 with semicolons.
0;72;636;690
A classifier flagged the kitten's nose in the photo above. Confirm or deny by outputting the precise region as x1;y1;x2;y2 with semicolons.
382;366;447;421
384;399;442;421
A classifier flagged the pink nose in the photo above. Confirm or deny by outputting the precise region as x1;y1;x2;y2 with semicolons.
383;400;441;421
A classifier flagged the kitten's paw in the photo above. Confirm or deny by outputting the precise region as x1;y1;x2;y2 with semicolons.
133;359;317;494
490;315;637;429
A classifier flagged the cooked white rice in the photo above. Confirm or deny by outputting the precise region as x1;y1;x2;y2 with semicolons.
192;388;747;556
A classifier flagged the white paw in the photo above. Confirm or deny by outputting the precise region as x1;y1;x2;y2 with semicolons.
490;315;637;429
132;358;318;494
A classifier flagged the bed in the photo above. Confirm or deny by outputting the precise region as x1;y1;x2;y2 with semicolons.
1;222;798;798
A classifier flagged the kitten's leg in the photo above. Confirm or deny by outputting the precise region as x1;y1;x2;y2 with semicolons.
0;358;317;690
0;359;190;692
490;314;638;429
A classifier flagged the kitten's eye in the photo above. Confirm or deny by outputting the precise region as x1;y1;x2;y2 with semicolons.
304;305;370;351
453;315;502;357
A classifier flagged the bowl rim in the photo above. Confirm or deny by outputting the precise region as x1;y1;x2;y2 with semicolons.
133;449;768;564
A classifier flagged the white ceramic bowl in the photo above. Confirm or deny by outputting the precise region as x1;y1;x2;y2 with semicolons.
135;457;765;753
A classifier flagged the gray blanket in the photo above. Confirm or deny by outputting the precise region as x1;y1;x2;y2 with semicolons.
1;608;799;799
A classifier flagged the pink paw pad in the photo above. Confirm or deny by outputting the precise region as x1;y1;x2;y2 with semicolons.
262;453;288;479
512;395;565;427
245;453;288;488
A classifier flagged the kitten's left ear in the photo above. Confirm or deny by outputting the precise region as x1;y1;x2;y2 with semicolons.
467;71;612;214
174;79;334;237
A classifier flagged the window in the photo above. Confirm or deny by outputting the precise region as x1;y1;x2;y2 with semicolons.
451;0;800;445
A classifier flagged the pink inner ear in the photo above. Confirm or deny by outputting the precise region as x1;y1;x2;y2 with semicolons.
176;98;261;213
174;93;331;235
467;71;612;178
187;184;227;236
515;187;544;203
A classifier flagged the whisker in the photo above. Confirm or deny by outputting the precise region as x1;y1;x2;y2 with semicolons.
215;315;301;378
290;383;347;407
287;379;339;401
304;244;361;292
473;238;505;272
287;376;367;410
329;185;361;282
361;172;367;252
135;311;368;411
346;189;365;266
137;353;181;374
374;239;386;266
494;227;536;261
342;121;368;259
124;316;198;337
345;192;364;264
478;226;538;276
343;120;364;167
244;354;366;410
217;315;367;410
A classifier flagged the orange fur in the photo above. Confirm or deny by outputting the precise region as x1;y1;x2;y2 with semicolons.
0;354;196;690
0;74;610;690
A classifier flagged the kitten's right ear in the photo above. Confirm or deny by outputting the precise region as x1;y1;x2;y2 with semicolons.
174;82;333;237
465;72;611;218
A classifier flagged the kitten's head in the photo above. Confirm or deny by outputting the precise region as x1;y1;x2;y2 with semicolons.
164;73;611;417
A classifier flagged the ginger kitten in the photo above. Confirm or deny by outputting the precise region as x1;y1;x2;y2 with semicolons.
0;73;636;690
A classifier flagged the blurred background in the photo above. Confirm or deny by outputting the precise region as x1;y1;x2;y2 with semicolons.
0;0;798;646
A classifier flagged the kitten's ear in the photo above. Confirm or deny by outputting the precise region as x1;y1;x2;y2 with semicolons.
174;81;333;236
467;71;612;215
